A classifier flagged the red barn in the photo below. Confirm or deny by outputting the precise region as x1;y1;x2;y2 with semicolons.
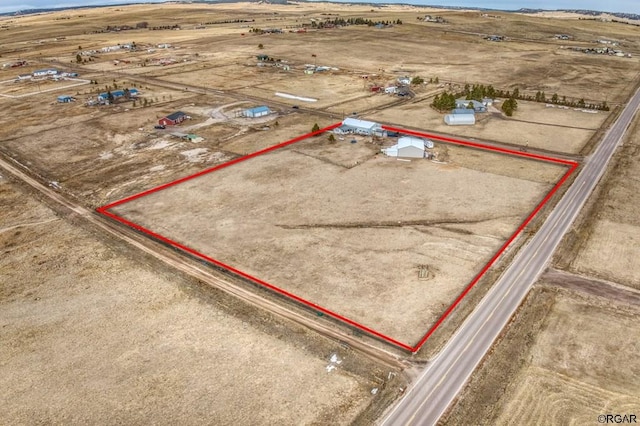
158;111;187;126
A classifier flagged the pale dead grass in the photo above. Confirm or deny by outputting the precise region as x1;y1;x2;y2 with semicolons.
112;138;562;344
0;177;376;425
492;291;640;425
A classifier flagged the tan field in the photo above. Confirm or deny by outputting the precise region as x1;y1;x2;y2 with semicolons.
558;113;640;289
0;176;394;424
111;135;565;345
372;100;606;153
2;2;640;423
442;286;640;425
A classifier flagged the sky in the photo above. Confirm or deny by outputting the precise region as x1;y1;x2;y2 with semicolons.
1;0;639;15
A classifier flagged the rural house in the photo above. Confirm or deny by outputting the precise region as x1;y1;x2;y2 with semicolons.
159;111;188;126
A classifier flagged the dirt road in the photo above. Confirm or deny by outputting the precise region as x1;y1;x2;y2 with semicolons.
0;151;409;370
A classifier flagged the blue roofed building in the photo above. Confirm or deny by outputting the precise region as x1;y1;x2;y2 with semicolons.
96;88;139;103
244;105;271;118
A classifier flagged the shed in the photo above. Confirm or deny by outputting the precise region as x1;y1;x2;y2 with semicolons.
57;95;73;103
244;105;270;118
159;111;188;126
185;134;204;142
383;136;425;158
451;108;475;115
444;114;476;125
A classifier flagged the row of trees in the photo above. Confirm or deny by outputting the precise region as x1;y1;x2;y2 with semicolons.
149;24;180;31
431;88;519;116
202;19;254;25
458;83;609;111
310;17;402;28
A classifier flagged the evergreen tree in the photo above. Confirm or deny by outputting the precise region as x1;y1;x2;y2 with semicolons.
501;97;518;117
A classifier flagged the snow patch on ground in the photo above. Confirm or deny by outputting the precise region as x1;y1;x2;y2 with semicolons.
181;148;209;162
99;152;114;160
149;139;174;150
275;92;317;102
149;165;166;172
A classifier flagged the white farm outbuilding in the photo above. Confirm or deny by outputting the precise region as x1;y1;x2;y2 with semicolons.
383;136;426;158
444;114;476;125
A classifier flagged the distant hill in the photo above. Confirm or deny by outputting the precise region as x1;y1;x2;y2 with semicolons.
517;7;640;21
2;1;638;21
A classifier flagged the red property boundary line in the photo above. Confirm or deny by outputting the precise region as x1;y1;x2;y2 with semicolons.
97;122;578;353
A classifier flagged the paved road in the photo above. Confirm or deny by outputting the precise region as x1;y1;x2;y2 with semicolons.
381;87;640;425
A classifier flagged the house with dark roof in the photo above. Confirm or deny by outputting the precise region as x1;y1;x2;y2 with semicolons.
159;111;188;126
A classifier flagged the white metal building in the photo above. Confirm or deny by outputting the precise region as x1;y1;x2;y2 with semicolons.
383;136;425;158
444;114;476;125
334;117;383;136
32;68;58;77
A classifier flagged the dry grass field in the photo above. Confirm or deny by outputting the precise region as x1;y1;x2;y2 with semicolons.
110;135;565;344
442;286;640;425
372;100;605;153
0;77;90;98
0;175;391;425
0;85;333;207
2;2;640;423
556;106;640;289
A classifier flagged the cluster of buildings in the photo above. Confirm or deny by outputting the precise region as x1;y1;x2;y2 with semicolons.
423;15;447;23
2;60;27;69
570;46;631;57
332;118;434;159
302;64;338;75
444;98;493;126
485;35;505;42
16;68;78;81
86;88;139;106
369;76;413;97
79;43;136;56
97;88;139;103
